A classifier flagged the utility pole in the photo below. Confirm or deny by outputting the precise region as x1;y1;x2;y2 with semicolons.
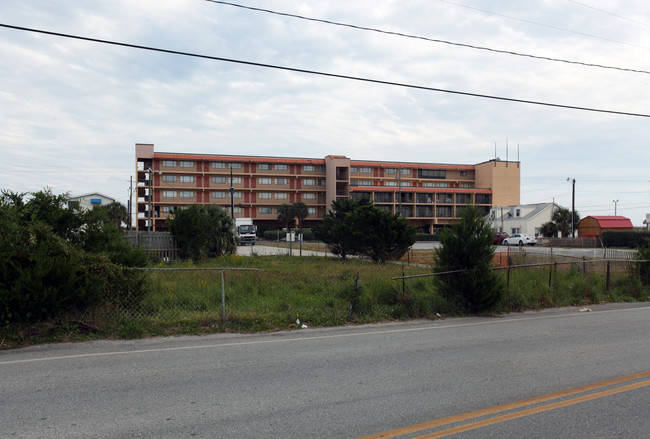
229;166;235;219
567;177;576;238
128;176;133;231
613;199;619;215
398;173;402;216
147;167;153;233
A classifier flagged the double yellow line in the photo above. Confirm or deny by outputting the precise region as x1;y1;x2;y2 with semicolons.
359;370;650;439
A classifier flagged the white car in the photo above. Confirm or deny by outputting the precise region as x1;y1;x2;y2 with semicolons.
501;234;537;246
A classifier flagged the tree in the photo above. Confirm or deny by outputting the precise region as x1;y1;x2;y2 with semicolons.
100;201;129;229
277;203;295;255
543;207;581;237
292;202;309;256
434;205;503;312
0;189;146;323
167;204;237;260
540;221;557;238
313;197;372;260
313;197;415;263
349;204;417;263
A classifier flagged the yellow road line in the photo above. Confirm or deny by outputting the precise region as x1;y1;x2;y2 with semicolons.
414;379;650;438
358;370;650;439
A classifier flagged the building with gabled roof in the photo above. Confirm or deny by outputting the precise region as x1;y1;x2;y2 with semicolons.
486;202;559;237
578;216;633;237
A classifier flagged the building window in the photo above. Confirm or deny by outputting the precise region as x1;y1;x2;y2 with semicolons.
456;193;471;204
400;168;411;175
319;179;326;186
161;206;176;213
258;177;272;185
275;178;288;185
476;194;492;204
385;181;397;187
400;181;411;187
437;182;450;188
258;207;272;215
179;176;195;183
307;207;316;215
460;170;468;177
258;192;273;199
258;163;271;170
162;175;177;183
275;193;288;200
359;167;372;173
374;192;393;203
318;165;326;172
350;167;358;173
385;168;397;175
516;209;521;217
274;164;288;171
229;177;242;185
229;162;242;169
423;182;435;188
162;191;177;198
416;193;433;203
437;193;453;204
303;193;316;200
358;180;372;186
303;179;316;186
231;191;242;199
416;206;434;217
212;162;226;169
212;191;227;199
212;176;226;184
179;161;194;168
179;191;194;198
437;206;452;217
303;165;316;172
233;206;242;214
162;160;177;168
418;169;446;179
461;183;472;188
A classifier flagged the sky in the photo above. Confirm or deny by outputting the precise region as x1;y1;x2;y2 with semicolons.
1;0;649;225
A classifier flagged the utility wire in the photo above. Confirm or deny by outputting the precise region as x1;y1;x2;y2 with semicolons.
567;0;650;29
437;0;650;51
205;0;650;75
2;23;649;118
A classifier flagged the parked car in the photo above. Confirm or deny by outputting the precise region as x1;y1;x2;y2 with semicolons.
493;232;509;245
501;234;537;246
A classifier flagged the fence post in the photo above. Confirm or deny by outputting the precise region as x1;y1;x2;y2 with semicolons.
552;262;558;302
582;256;586;274
402;264;406;296
221;268;226;324
606;261;611;292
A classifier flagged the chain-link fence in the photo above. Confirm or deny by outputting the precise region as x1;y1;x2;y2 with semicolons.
102;249;648;332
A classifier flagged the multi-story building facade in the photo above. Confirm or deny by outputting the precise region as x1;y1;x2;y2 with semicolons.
135;143;520;233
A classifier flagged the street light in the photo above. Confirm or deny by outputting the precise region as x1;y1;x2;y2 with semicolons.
613;199;619;215
567;177;575;238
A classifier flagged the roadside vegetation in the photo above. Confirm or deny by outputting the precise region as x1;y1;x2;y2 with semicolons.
2;190;649;350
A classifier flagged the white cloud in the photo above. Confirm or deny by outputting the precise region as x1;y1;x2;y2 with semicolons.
1;0;649;224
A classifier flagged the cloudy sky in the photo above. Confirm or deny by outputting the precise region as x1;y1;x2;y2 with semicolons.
1;0;649;224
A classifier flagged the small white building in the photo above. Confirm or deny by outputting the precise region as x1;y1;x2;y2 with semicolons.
67;193;115;210
486;202;561;237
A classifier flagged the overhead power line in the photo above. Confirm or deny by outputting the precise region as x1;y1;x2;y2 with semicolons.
205;0;650;75
437;0;650;51
567;0;650;29
2;23;649;118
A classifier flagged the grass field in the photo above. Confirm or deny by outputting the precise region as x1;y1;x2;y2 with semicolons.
2;252;648;349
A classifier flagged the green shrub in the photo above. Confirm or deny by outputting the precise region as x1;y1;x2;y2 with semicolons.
602;231;650;248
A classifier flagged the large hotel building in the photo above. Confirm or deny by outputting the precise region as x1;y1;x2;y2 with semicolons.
135;143;520;233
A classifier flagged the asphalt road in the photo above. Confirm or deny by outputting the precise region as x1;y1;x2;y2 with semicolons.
2;303;649;438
